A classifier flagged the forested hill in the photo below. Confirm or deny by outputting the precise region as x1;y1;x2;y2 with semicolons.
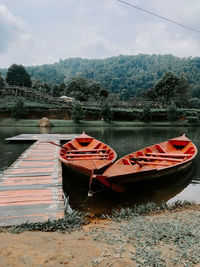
2;54;200;97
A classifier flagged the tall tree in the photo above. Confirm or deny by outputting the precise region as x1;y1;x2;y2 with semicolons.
101;101;113;122
52;84;60;97
59;82;67;96
71;101;85;123
99;88;109;99
145;72;190;106
89;81;101;99
66;77;90;101
177;73;190;106
6;64;32;87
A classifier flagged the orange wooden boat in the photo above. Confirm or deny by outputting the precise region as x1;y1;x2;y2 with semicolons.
93;135;197;193
58;132;117;179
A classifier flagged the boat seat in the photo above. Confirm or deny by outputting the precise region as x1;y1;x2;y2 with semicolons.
155;144;166;153
146;152;190;158
67;139;81;150
123;158;132;165
146;147;152;153
137;151;144;156
129;160;171;166
86;139;102;149
138;155;182;162
183;146;195;154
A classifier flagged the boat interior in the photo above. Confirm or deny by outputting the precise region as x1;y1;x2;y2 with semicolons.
119;137;196;169
60;136;115;161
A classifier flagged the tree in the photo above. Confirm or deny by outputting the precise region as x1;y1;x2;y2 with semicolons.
140;106;152;122
101;101;113;122
41;83;50;94
145;72;190;106
71;101;85;123
32;80;42;90
59;82;67;96
154;72;180;104
6;64;32;87
99;88;109;99
120;89;129;101
52;84;60;97
66;77;90;101
10;97;27;119
142;87;157;101
177;73;190;107
66;77;104;101
89;81;101;99
0;72;5;90
167;104;179;121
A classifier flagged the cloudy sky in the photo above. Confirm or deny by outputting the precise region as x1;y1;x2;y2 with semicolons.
0;0;200;68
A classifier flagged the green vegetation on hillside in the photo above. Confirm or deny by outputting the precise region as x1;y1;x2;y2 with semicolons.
1;54;200;121
12;54;200;98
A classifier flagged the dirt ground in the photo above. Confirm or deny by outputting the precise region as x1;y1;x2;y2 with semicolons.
0;208;200;267
0;219;132;267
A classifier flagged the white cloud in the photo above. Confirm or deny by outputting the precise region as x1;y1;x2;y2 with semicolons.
0;4;26;52
0;0;200;67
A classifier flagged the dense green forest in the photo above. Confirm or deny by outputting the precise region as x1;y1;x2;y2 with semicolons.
1;54;200;98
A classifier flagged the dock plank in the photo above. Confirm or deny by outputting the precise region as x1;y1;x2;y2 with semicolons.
0;138;66;226
5;134;78;141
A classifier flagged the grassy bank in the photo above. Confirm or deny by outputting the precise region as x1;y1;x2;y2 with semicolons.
0;118;199;127
0;202;200;266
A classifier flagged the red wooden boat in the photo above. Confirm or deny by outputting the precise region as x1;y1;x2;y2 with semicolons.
58;132;117;178
93;135;197;193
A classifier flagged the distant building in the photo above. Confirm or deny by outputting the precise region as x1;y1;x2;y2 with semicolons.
59;96;75;102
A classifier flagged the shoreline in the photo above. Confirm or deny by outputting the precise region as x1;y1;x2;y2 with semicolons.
0;118;199;127
0;203;200;266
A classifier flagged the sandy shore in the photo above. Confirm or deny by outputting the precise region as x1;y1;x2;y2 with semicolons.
0;206;200;267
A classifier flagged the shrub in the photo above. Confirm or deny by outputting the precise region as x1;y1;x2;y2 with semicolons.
186;116;199;123
101;101;113;122
10;97;27;119
140;106;152;122
71;101;85;123
167;104;179;121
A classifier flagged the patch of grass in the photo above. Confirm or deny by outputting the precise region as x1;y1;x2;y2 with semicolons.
0;211;85;234
103;201;194;221
95;202;200;266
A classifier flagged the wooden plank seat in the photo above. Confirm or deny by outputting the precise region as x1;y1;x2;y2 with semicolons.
129;160;171;166
183;146;195;154
146;152;190;158
66;153;108;157
136;156;183;162
155;144;166;153
67;156;108;161
66;149;106;153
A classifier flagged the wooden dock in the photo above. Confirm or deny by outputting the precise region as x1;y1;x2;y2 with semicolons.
0;134;78;226
5;134;78;142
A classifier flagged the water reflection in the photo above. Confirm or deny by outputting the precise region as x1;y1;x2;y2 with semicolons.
38;127;50;134
62;164;196;215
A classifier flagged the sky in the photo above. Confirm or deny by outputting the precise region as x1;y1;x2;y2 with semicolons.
0;0;200;68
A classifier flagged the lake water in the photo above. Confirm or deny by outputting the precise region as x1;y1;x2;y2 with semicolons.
0;126;200;215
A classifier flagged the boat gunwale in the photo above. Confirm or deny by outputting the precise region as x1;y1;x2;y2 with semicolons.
58;135;117;167
103;135;198;177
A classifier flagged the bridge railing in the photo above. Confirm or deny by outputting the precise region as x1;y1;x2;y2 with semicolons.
0;85;71;106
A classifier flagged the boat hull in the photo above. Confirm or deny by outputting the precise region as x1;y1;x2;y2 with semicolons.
58;133;117;178
107;160;193;184
94;135;197;192
61;159;114;177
